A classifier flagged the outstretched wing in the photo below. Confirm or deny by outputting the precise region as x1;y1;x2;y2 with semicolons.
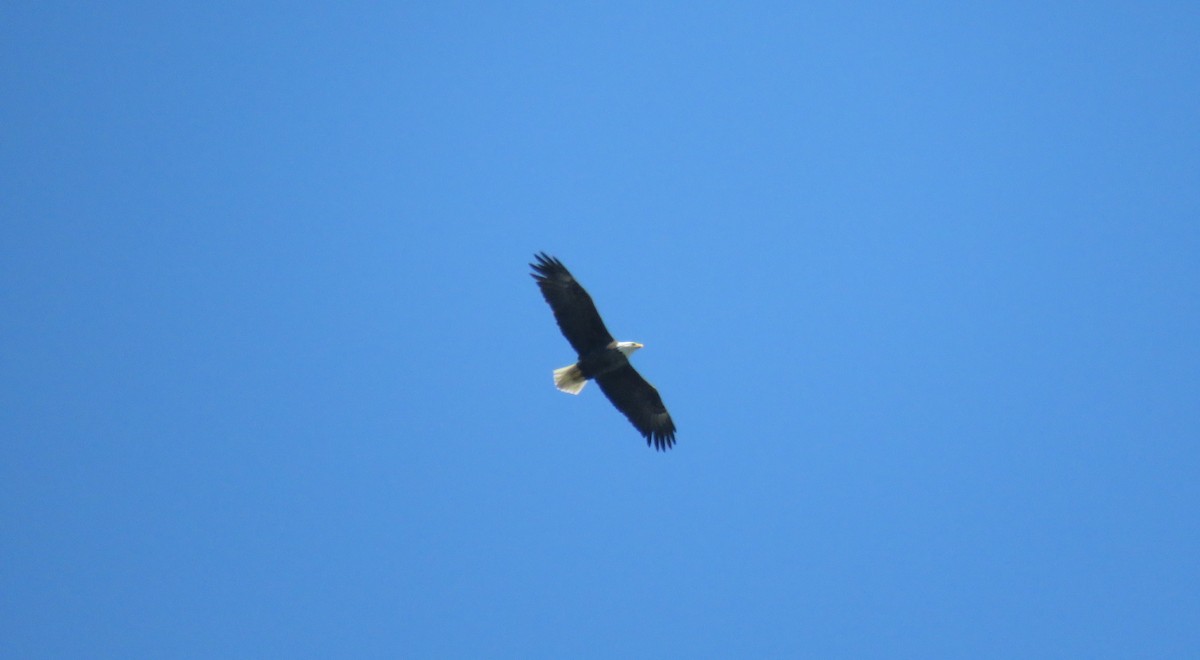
530;252;614;355
595;363;676;451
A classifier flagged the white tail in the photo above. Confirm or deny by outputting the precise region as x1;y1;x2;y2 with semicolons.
553;363;587;394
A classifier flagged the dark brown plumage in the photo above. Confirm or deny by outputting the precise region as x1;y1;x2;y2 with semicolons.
531;253;676;450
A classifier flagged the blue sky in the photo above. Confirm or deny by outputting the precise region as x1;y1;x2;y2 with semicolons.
2;3;1197;657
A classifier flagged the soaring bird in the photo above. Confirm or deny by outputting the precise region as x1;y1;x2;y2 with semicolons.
530;252;676;450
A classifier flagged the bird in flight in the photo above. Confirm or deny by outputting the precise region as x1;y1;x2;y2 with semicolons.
530;252;676;450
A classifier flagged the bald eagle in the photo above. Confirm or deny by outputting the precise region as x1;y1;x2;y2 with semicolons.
531;253;676;450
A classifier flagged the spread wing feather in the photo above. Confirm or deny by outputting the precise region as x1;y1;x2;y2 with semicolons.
530;252;614;355
595;364;677;451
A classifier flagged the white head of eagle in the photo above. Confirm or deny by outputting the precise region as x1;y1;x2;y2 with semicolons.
530;253;676;451
614;341;644;357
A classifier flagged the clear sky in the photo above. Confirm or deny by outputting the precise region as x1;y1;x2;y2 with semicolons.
3;3;1197;657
